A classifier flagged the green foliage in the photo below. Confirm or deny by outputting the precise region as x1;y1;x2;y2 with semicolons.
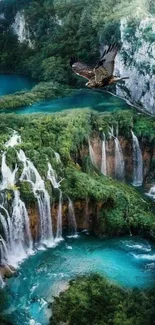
0;109;155;237
51;274;155;325
62;167;155;237
0;82;71;110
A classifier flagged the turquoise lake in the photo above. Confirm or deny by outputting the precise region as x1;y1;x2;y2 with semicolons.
0;74;36;96
2;89;131;114
2;235;155;325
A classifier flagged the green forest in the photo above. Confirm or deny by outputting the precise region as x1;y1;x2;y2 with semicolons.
51;274;155;325
0;0;154;85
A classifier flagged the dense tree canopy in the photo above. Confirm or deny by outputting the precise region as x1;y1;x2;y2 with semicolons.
51;274;155;325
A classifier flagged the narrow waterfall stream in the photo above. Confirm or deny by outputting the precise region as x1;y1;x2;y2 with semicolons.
101;133;107;176
56;190;63;241
68;197;77;237
88;139;98;168
114;137;125;180
131;131;143;186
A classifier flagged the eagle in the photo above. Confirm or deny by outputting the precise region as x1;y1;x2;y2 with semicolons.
70;43;128;88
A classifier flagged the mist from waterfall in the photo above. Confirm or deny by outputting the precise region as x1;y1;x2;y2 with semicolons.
18;149;54;246
131;131;143;186
101;133;107;176
88;139;98;168
68;197;77;237
114;137;125;180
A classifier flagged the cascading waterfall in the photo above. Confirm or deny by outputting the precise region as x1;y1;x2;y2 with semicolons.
146;185;155;200
68;197;77;237
5;130;21;148
114;137;125;180
0;152;32;267
131;131;143;186
55;190;63;242
101;133;107;176
18;150;54;246
88;139;98;168
0;153;18;190
0;132;79;286
0;273;4;288
0;206;12;250
11;191;32;252
47;161;64;241
47;162;61;189
54;151;61;163
0;235;8;265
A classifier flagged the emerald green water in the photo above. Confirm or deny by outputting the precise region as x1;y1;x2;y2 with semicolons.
0;75;36;96
2;235;155;325
2;89;131;114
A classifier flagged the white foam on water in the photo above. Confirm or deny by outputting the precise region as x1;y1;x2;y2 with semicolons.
125;243;151;252
133;253;155;261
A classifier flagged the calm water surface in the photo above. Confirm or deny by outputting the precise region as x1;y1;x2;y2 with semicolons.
0;74;36;96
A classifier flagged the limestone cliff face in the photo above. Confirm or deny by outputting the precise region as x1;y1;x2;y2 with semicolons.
89;134;155;186
115;18;155;114
12;11;33;48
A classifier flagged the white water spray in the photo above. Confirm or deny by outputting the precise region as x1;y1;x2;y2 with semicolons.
114;137;125;180
131;131;143;186
5;131;21;148
18;150;54;246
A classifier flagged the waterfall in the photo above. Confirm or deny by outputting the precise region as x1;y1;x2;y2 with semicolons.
0;273;4;288
88;139;98;168
68;198;77;237
0;153;18;190
0;236;8;265
0;154;32;267
131;131;143;186
18;150;54;246
11;191;32;252
101;133;107;176
146;185;155;200
0;206;12;249
47;162;61;189
54;152;61;163
114;137;125;180
5;130;21;148
55;190;63;242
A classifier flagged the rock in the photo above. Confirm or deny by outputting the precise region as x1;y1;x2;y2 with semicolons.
0;264;16;279
115;18;155;115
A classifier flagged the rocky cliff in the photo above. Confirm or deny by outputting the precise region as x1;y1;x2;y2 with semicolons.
115;17;155;114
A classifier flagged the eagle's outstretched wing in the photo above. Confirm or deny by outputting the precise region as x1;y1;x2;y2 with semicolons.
95;43;119;79
70;57;95;80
